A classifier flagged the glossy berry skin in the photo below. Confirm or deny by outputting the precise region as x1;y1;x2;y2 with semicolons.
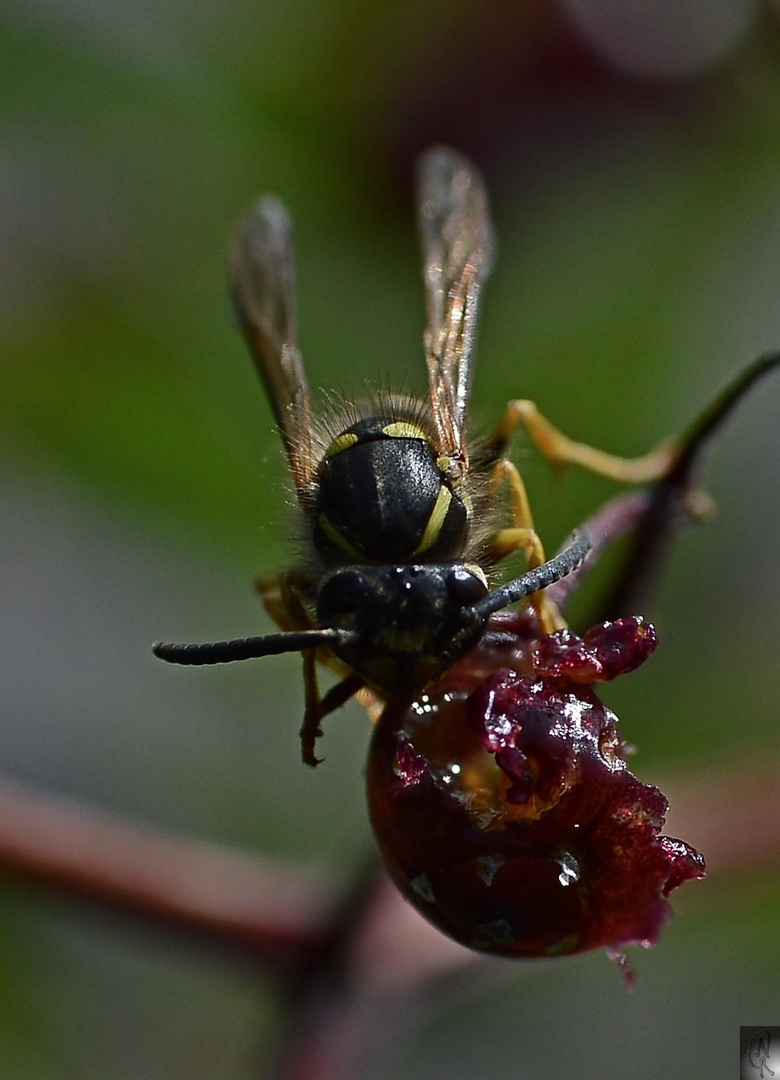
366;613;705;959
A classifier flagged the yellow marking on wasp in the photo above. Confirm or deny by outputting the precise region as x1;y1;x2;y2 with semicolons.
383;421;428;440
464;563;488;590
324;432;359;458
317;512;364;560
414;485;453;554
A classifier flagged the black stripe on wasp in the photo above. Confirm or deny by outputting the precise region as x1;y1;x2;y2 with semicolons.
153;147;776;766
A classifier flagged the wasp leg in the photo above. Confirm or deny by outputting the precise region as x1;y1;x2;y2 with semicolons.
257;572;326;765
487;399;678;483
488;457;566;635
256;570;316;633
300;668;367;767
300;649;324;767
258;571;379;757
258;570;355;677
355;686;385;724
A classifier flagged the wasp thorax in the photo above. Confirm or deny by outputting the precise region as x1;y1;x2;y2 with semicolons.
315;562;489;695
313;416;469;564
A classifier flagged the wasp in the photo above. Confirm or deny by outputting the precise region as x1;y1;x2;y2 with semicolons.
154;147;681;765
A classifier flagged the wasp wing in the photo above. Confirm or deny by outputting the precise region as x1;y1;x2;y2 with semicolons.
417;147;495;465
228;196;314;491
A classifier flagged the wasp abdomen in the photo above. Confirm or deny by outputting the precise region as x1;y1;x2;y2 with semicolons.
314;416;469;563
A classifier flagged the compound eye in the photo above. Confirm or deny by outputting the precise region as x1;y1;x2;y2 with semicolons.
317;568;367;624
447;566;489;606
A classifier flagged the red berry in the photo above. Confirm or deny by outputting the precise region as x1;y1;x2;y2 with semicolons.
366;615;704;959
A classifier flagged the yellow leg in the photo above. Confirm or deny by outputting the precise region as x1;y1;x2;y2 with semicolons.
488;399;678;483
488;458;565;635
355;686;384;724
488;456;547;565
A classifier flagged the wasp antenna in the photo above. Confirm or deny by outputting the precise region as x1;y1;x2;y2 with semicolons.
152;628;355;666
472;531;592;620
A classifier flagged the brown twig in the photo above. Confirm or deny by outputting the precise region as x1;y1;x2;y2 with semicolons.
0;757;775;968
0;756;776;1079
0;774;335;974
598;352;780;619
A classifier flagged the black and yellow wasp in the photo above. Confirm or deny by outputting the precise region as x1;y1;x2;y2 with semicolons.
154;147;677;764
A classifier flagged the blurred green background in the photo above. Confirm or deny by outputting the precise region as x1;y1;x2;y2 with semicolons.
1;0;779;1076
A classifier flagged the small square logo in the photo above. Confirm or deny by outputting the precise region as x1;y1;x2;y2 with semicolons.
741;1028;780;1079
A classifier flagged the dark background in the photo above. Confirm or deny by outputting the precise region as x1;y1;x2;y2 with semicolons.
1;1;779;1076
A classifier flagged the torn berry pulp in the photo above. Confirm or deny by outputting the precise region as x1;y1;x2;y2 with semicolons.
366;612;705;960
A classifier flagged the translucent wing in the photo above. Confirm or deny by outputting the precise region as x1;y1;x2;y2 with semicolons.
417;147;495;465
228;196;314;491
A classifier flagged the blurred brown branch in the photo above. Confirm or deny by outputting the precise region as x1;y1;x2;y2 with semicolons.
0;754;775;1079
0;774;334;974
0;773;475;978
0;759;774;973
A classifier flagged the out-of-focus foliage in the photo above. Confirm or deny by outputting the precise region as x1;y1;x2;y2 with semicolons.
0;1;779;1076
